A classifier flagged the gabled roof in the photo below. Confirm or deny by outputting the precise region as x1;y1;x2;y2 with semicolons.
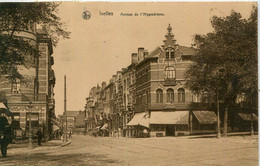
178;46;197;55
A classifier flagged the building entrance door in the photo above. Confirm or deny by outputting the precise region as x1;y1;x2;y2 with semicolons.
166;124;175;136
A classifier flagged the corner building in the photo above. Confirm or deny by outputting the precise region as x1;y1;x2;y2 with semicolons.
0;25;56;140
128;25;217;137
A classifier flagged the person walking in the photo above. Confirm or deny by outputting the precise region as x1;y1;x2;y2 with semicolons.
69;130;72;139
0;115;12;157
36;128;43;146
143;128;148;138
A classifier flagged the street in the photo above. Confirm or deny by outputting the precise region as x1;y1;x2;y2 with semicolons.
0;135;258;166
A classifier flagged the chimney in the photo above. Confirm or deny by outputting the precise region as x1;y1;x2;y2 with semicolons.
102;82;106;89
143;50;149;59
131;53;138;64
138;47;144;61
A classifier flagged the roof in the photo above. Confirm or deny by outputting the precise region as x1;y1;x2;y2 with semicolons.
193;111;217;124
178;46;197;55
127;112;150;128
65;111;81;117
150;111;189;125
238;113;258;121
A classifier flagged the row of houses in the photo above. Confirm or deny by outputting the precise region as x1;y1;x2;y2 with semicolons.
83;25;258;137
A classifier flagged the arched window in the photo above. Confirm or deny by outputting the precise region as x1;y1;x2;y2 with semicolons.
165;66;176;79
156;89;163;103
178;88;185;103
170;50;175;59
166;50;170;59
167;88;174;102
165;48;175;60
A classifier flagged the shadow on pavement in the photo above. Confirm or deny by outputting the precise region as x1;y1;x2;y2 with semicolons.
0;152;121;166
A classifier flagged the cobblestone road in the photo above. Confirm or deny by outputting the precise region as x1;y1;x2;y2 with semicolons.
0;135;258;166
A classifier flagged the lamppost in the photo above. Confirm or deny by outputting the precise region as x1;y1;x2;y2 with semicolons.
28;101;33;149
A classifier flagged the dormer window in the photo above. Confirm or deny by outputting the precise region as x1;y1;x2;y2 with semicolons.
170;50;175;59
165;48;175;60
166;50;170;59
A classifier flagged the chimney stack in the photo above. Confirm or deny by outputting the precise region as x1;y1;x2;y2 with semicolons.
131;53;138;64
143;50;149;59
138;47;145;61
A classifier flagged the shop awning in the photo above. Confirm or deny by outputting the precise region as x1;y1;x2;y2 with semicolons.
127;112;150;128
150;111;189;125
101;123;108;130
51;118;62;128
95;126;101;129
238;113;258;121
193;111;217;124
53;125;60;131
0;103;7;109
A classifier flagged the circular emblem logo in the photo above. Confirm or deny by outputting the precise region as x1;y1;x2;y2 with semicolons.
82;11;91;20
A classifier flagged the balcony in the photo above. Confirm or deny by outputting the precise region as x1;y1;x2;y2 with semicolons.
147;102;191;110
163;78;176;86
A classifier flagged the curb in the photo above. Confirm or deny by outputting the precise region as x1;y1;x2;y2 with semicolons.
9;140;72;154
61;140;71;147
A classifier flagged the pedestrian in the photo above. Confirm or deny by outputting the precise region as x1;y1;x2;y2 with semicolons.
143;128;148;138
0;115;12;157
69;130;72;139
36;127;43;146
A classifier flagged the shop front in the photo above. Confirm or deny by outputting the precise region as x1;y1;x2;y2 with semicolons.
126;112;150;138
149;111;189;137
191;110;217;135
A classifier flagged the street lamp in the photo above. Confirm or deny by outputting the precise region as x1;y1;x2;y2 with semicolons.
28;101;33;149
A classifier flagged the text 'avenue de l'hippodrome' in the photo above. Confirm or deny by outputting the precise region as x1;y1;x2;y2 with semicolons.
99;11;165;17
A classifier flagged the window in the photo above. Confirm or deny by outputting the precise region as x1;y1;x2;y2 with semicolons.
167;89;174;102
123;80;126;90
178;88;185;103
170;50;175;59
11;79;21;93
156;89;163;103
26;113;39;130
165;48;175;60
165;66;176;79
166;50;170;59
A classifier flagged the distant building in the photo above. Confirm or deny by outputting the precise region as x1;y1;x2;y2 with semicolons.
64;110;81;130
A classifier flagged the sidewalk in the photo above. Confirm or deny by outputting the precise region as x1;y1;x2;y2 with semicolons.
179;132;259;139
8;139;71;155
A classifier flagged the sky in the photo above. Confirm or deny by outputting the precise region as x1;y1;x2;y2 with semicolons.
52;2;255;115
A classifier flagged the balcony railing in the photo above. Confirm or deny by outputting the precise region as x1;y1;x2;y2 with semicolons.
164;78;176;86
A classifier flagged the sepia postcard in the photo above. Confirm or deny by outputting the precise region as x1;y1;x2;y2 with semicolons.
0;1;258;166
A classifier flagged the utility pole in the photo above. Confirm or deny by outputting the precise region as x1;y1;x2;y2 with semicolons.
64;75;68;142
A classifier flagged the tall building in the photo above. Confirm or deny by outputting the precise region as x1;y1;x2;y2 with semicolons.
0;25;56;140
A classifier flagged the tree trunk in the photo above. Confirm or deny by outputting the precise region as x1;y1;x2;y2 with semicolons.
251;112;254;136
223;107;228;137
